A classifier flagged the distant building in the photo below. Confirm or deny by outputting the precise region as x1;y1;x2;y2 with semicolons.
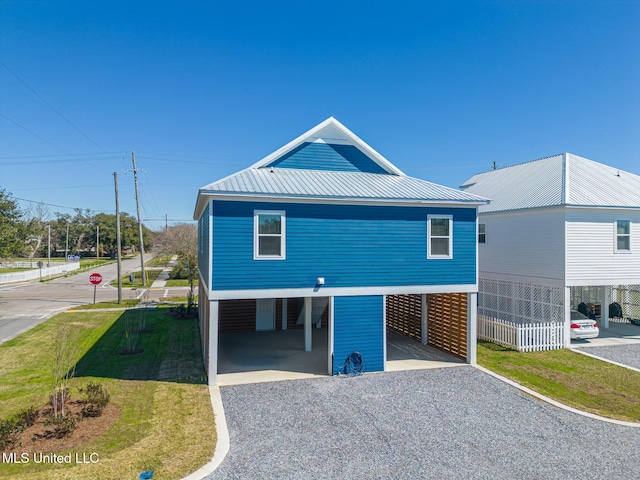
461;153;640;344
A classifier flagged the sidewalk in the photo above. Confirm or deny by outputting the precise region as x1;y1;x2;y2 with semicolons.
144;256;187;301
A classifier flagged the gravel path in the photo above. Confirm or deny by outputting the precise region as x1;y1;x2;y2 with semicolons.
582;343;640;370
205;366;640;480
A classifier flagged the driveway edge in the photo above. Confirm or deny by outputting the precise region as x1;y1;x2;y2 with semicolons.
474;365;640;428
182;386;230;480
570;347;640;374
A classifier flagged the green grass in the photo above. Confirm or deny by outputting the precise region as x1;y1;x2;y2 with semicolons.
72;299;142;310
165;278;199;287
0;307;215;479
111;269;162;288
146;255;171;268
478;340;640;422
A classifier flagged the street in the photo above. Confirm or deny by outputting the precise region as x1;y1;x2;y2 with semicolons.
0;256;148;344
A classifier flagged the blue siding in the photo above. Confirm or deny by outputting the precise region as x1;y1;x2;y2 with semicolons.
211;201;477;290
266;142;387;174
333;296;384;374
198;203;210;288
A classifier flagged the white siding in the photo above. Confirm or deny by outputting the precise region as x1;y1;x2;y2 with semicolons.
478;208;565;283
566;208;640;286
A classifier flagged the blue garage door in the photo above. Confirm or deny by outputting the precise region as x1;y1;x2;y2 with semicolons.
333;295;384;375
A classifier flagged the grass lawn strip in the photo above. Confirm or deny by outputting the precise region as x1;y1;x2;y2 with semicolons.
477;341;640;422
0;308;215;479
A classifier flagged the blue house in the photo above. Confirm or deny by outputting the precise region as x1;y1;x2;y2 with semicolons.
194;118;488;385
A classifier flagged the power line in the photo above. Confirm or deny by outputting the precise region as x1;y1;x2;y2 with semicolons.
0;152;124;160
9;195;114;213
0;60;119;161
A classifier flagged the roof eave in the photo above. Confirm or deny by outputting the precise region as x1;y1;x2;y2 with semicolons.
197;190;489;207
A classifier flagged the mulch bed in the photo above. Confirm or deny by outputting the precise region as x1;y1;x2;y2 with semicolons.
1;401;120;456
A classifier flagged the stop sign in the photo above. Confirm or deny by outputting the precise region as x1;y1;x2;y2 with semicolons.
89;273;103;285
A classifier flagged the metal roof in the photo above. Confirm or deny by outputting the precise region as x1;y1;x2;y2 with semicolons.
199;167;488;204
460;153;640;213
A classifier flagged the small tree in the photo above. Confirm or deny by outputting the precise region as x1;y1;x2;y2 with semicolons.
155;223;198;313
51;323;80;418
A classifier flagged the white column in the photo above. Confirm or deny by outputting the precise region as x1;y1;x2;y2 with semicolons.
382;295;387;372
208;300;219;386
328;297;334;374
563;287;571;348
282;298;288;331
304;297;312;352
467;293;477;365
603;287;610;329
421;294;428;345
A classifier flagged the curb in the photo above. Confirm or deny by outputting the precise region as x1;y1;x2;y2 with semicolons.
182;386;230;479
570;347;640;374
474;364;640;428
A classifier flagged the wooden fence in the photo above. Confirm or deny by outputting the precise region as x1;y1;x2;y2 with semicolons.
477;315;565;352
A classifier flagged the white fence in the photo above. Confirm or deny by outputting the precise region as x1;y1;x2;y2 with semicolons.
477;315;565;352
0;262;80;285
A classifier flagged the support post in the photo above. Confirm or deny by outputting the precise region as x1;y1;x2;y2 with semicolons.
564;287;571;347
304;297;312;352
421;294;428;345
603;286;610;329
208;300;219;386
281;298;287;330
467;292;477;365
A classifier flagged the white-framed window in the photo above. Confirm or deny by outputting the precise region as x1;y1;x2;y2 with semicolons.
427;215;453;259
616;220;630;252
478;223;486;244
254;210;286;260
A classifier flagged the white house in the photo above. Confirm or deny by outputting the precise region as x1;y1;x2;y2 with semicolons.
460;153;640;346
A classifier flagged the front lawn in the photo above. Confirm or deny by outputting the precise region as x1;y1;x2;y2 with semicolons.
477;341;640;422
0;307;215;479
111;269;162;288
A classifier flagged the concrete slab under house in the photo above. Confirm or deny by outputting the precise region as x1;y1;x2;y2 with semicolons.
194;117;488;385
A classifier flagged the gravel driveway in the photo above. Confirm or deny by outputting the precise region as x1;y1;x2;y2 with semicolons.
582;343;640;370
205;366;639;479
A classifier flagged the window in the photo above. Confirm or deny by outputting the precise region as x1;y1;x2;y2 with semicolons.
616;220;630;252
254;210;286;259
427;215;453;259
478;223;486;244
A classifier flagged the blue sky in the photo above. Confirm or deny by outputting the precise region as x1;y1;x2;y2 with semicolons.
1;1;638;230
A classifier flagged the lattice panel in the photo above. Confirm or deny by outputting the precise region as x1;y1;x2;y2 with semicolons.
479;278;563;324
427;293;467;360
385;294;422;341
610;285;640;320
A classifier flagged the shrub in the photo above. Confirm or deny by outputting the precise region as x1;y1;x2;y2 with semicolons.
79;382;110;417
44;412;78;438
0;418;24;450
16;406;38;429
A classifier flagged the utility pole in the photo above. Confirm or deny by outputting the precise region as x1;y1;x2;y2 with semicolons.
96;225;100;261
165;213;168;230
114;172;122;304
65;223;69;262
47;224;51;267
131;151;147;287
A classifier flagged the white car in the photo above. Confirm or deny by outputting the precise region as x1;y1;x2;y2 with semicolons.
570;310;599;340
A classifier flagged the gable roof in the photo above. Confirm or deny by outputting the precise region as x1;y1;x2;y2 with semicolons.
194;118;488;218
460;153;640;213
249;117;404;175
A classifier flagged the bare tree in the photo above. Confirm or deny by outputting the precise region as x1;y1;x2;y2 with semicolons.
155;224;198;312
51;323;80;417
24;202;50;259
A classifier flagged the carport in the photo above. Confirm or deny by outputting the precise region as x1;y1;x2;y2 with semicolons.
216;296;465;386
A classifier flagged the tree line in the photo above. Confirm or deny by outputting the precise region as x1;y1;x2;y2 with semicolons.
0;188;155;260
